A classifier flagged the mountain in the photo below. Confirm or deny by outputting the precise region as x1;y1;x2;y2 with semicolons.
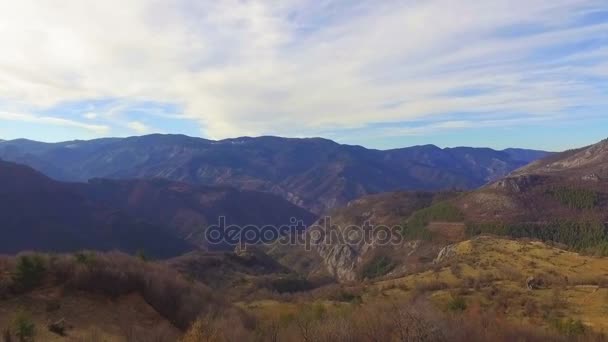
455;138;608;224
0;160;189;256
0;160;315;255
0;134;550;213
411;137;608;255
271;138;608;281
82;178;317;249
512;138;608;178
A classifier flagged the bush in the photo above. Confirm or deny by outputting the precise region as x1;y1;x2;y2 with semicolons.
360;256;395;279
550;318;586;336
12;310;35;342
12;255;46;292
269;277;313;294
73;251;96;265
330;290;362;303
448;296;468;312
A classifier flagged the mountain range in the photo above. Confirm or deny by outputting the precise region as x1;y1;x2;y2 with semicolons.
0;134;550;213
272;137;608;281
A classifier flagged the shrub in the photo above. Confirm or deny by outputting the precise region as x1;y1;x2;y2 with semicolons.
447;296;468;312
550;318;586;336
330;290;362;303
12;310;35;342
12;255;46;292
360;256;395;279
73;251;96;265
269;277;313;294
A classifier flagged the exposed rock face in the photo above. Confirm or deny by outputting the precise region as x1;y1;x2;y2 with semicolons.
434;244;458;264
491;175;546;193
315;243;360;282
526;276;543;290
582;173;600;182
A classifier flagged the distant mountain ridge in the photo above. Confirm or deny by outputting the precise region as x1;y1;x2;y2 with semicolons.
0;134;550;213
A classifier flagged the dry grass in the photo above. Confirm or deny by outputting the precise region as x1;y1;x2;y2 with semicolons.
184;297;594;342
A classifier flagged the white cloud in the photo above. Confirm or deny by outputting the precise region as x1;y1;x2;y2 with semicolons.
83;112;97;120
0;111;109;134
0;0;606;139
126;121;152;134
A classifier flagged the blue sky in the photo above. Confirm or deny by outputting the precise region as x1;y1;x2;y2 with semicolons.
0;0;607;151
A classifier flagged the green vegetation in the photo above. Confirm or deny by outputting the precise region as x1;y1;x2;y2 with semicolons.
136;249;148;262
550;318;586;337
12;310;36;342
269;276;313;294
466;220;608;255
447;296;467;312
330;290;362;303
401;202;464;240
73;251;96;265
12;255;46;291
546;187;598;209
360;255;395;279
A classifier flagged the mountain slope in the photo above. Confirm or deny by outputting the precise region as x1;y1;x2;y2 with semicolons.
82;178;317;249
415;137;608;254
274;138;608;281
456;138;608;224
513;138;608;178
0;160;315;255
267;191;460;281
0;134;550;213
0;160;190;256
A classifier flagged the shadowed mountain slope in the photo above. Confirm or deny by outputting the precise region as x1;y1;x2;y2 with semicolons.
0;160;315;255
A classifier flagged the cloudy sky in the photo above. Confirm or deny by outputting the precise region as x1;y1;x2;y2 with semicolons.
0;0;606;150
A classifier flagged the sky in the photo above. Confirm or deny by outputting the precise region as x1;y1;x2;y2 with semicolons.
0;0;607;151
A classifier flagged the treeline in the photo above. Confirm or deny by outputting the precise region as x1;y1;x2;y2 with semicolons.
466;220;608;255
546;187;599;210
400;202;464;240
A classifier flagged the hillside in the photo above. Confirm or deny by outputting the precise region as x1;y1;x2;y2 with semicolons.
0;160;315;255
4;239;608;341
268;138;608;282
366;137;608;257
514;139;608;178
0;160;190;257
0;135;549;213
81;178;316;250
373;236;608;333
0;251;225;341
267;191;460;281
193;236;608;341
